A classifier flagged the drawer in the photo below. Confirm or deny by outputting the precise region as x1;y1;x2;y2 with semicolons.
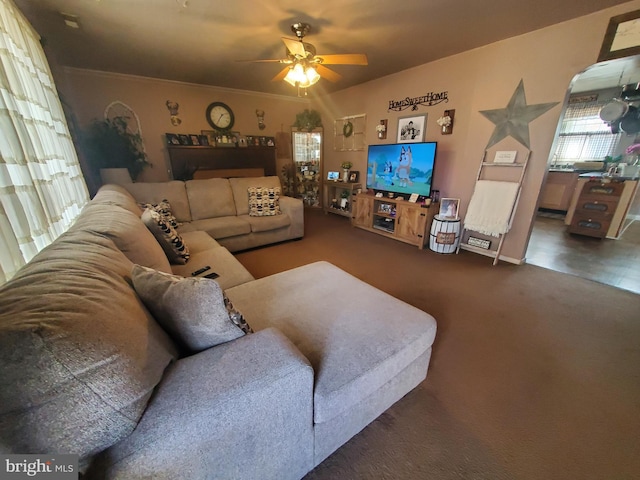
574;197;619;215
582;181;624;197
568;213;612;238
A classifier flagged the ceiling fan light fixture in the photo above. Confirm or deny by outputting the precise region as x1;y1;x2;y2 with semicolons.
283;63;320;88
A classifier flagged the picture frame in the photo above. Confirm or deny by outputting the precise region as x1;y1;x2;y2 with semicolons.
178;134;191;146
201;130;217;146
439;198;460;219
190;134;200;146
348;171;360;183
165;133;180;145
397;114;426;143
198;135;209;146
598;9;640;62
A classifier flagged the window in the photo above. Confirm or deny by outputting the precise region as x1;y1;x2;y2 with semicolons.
0;0;89;284
553;101;620;163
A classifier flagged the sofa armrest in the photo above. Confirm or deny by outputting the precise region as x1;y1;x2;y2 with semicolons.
89;328;314;480
279;196;304;239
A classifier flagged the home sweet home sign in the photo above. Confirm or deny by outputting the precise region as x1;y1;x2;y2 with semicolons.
388;91;449;112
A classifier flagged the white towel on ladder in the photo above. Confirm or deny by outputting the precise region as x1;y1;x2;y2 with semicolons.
463;180;520;237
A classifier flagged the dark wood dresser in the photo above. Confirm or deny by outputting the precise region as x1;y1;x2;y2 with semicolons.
568;180;624;238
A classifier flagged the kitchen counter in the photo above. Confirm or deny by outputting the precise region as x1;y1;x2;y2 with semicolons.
578;171;640;181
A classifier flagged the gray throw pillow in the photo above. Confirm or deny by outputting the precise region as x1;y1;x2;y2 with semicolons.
141;208;190;264
131;265;252;352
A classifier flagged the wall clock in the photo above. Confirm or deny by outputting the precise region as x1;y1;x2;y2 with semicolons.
206;102;235;131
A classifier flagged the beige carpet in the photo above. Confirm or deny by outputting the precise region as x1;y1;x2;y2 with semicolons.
235;208;640;480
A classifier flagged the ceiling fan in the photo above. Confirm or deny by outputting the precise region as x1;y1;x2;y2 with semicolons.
249;23;368;92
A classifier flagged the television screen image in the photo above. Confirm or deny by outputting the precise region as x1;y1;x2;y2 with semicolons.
366;142;437;198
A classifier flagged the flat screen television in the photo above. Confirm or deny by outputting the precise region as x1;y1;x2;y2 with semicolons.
366;142;437;199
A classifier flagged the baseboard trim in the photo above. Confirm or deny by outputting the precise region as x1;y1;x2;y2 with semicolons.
459;244;523;265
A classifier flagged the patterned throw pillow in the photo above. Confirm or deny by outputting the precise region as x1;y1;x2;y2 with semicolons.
131;265;252;352
224;294;253;334
139;199;180;228
141;209;190;264
248;186;282;217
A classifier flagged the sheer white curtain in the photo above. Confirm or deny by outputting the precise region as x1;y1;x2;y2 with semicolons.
0;0;89;284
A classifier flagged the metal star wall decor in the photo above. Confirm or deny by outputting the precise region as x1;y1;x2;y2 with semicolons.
480;79;558;149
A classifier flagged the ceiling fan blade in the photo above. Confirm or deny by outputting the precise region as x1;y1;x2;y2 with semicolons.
237;59;288;63
281;37;306;58
315;53;368;65
315;64;342;83
271;66;290;82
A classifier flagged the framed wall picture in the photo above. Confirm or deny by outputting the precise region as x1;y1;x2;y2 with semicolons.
598;9;640;62
349;171;359;182
439;198;460;219
397;114;426;143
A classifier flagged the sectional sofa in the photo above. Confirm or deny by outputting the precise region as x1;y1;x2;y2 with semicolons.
0;176;437;479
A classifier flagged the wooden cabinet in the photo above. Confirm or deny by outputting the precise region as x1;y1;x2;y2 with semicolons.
353;194;373;228
568;180;624;238
539;171;579;211
324;182;362;217
352;193;438;249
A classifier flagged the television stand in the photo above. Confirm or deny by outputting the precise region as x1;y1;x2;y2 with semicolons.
352;193;438;249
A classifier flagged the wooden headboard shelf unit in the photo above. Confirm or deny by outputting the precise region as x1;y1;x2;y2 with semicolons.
167;145;277;180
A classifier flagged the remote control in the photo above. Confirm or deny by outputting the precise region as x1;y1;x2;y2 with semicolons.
191;265;211;276
204;272;219;280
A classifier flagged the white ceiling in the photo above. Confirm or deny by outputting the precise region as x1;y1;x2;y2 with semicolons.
572;56;640;93
14;0;633;96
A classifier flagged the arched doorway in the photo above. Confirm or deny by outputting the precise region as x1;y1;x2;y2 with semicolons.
525;56;640;294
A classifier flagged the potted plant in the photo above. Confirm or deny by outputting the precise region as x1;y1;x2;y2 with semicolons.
81;116;151;183
293;109;322;132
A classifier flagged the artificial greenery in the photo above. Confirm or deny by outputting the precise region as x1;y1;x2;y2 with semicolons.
341;161;353;170
293;109;322;132
81;116;151;181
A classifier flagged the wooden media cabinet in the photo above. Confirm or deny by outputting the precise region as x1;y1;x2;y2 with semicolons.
352;193;438;249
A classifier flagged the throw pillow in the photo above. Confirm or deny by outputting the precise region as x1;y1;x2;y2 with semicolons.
141;208;190;264
139;199;180;228
248;186;282;217
131;265;253;352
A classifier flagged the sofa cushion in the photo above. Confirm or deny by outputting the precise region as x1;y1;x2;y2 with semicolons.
131;265;251;352
241;213;291;233
142;209;190;265
183;216;251;239
0;230;177;467
138;199;181;228
169;232;255;290
226;261;437;425
186;178;237;220
70;203;172;273
229;176;283;216
248;186;282;216
123;181;191;222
